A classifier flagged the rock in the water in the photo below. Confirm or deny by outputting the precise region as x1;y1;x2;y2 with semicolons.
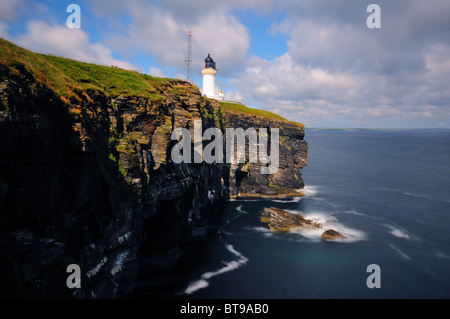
261;208;348;241
321;229;347;240
261;207;321;232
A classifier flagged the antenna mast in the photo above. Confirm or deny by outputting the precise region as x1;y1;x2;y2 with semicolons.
185;31;192;83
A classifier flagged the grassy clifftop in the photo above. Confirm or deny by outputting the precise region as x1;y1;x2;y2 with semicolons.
0;38;176;103
219;101;287;121
0;37;298;124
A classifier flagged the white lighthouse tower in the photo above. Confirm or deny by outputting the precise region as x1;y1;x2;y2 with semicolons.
202;54;224;100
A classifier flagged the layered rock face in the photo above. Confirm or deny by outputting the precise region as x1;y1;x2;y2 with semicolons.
0;67;227;298
0;40;307;298
223;109;308;197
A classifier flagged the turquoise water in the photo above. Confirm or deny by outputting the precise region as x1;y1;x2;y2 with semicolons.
137;130;450;299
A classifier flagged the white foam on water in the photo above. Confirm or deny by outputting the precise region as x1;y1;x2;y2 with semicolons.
301;211;337;225
272;197;303;203
226;243;247;259
236;204;248;214
403;191;435;201
249;226;275;238
342;210;365;216
184;243;248;295
337;227;368;243
383;224;411;239
320;212;367;242
297;185;319;197
290;227;324;241
434;250;450;259
389;243;412;261
185;279;209;295
290;217;367;243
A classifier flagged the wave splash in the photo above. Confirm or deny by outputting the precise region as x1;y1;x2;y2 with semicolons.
292;211;367;243
295;185;319;197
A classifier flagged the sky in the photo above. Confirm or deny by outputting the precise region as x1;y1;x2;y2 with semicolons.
1;0;450;128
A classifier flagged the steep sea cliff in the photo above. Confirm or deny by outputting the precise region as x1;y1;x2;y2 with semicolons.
0;38;307;298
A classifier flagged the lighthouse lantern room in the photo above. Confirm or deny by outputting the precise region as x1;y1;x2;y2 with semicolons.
202;54;223;100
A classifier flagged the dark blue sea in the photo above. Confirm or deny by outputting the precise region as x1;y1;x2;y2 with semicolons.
138;130;450;299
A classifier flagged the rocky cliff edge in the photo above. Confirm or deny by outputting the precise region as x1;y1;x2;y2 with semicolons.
0;38;307;298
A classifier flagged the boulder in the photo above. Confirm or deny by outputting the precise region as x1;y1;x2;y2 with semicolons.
321;229;347;240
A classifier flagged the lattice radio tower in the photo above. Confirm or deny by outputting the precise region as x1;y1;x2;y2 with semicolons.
185;31;193;83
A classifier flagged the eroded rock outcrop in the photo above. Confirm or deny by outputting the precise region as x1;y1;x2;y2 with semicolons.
261;207;347;241
261;207;321;231
222;109;308;198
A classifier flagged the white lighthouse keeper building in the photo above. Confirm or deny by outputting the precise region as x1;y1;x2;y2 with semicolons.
202;54;224;100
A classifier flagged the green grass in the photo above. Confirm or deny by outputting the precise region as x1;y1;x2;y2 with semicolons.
219;101;287;121
0;37;177;102
0;37;301;126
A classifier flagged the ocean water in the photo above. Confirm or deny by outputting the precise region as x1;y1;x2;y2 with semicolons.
137;130;450;299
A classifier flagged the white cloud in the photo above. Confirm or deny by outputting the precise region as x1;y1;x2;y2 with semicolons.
15;20;137;71
224;91;245;103
155;0;276;21
230;44;450;128
0;0;23;22
423;43;450;103
0;21;9;38
4;0;450;128
231;54;358;102
227;0;450;128
104;2;250;77
148;66;164;77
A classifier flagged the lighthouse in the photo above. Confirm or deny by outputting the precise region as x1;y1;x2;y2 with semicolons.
202;54;224;100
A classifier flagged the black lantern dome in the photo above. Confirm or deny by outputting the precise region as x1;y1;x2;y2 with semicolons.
204;53;216;69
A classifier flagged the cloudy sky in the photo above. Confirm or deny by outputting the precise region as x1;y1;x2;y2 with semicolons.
1;0;450;128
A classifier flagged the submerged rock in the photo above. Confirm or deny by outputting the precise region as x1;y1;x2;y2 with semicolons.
321;229;347;241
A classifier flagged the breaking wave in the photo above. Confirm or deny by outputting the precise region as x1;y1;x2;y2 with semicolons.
298;185;319;197
290;211;367;243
